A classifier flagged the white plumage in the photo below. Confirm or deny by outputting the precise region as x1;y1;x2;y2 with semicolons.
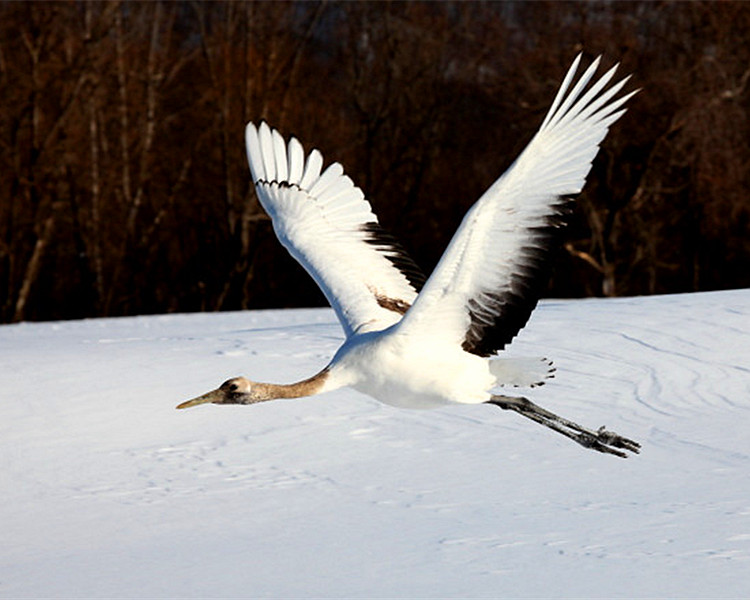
179;55;641;457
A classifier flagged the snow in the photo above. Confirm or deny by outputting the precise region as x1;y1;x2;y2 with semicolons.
1;290;750;598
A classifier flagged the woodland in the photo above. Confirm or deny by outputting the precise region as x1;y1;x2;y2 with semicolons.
1;1;749;322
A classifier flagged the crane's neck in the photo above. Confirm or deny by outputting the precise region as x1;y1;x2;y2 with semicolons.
252;367;334;401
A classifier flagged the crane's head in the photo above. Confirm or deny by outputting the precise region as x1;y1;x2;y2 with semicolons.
176;377;257;409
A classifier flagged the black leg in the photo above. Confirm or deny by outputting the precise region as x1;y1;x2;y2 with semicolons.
487;394;641;458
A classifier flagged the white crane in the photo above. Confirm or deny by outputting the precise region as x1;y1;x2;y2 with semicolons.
178;55;640;457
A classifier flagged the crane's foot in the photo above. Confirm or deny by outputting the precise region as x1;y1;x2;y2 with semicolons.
488;394;641;458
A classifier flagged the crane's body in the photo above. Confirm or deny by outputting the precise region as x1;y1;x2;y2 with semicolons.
329;327;497;409
178;55;641;457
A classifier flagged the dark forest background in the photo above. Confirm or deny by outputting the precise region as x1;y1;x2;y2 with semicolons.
1;0;749;323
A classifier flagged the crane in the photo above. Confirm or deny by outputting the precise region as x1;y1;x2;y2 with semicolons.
177;55;641;458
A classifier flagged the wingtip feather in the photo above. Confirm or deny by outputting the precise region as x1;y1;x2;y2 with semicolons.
258;121;276;182
544;55;602;132
271;129;288;182
540;53;583;131
299;149;323;190
287;137;305;185
245;121;264;183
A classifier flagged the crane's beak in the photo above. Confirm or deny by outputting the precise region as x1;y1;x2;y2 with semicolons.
176;388;222;410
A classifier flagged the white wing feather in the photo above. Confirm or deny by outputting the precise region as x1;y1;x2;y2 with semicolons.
397;55;636;355
245;122;425;337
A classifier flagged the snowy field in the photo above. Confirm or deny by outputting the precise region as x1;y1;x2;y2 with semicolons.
1;289;749;598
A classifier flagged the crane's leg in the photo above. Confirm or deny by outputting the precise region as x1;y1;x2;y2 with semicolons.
488;394;640;458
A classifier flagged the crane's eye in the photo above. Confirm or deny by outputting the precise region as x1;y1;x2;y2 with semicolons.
228;383;239;392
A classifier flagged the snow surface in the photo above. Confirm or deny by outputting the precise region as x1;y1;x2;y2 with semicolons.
1;290;750;598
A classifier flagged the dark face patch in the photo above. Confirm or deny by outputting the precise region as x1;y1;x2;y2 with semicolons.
218;379;253;404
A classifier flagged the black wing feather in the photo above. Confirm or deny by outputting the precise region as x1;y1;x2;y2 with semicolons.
461;197;574;357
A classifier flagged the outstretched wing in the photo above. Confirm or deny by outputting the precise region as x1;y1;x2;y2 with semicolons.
245;122;425;337
397;55;637;356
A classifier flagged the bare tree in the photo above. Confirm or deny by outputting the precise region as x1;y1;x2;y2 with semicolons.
1;0;749;322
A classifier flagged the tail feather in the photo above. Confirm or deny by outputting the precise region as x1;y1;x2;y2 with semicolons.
489;357;556;388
